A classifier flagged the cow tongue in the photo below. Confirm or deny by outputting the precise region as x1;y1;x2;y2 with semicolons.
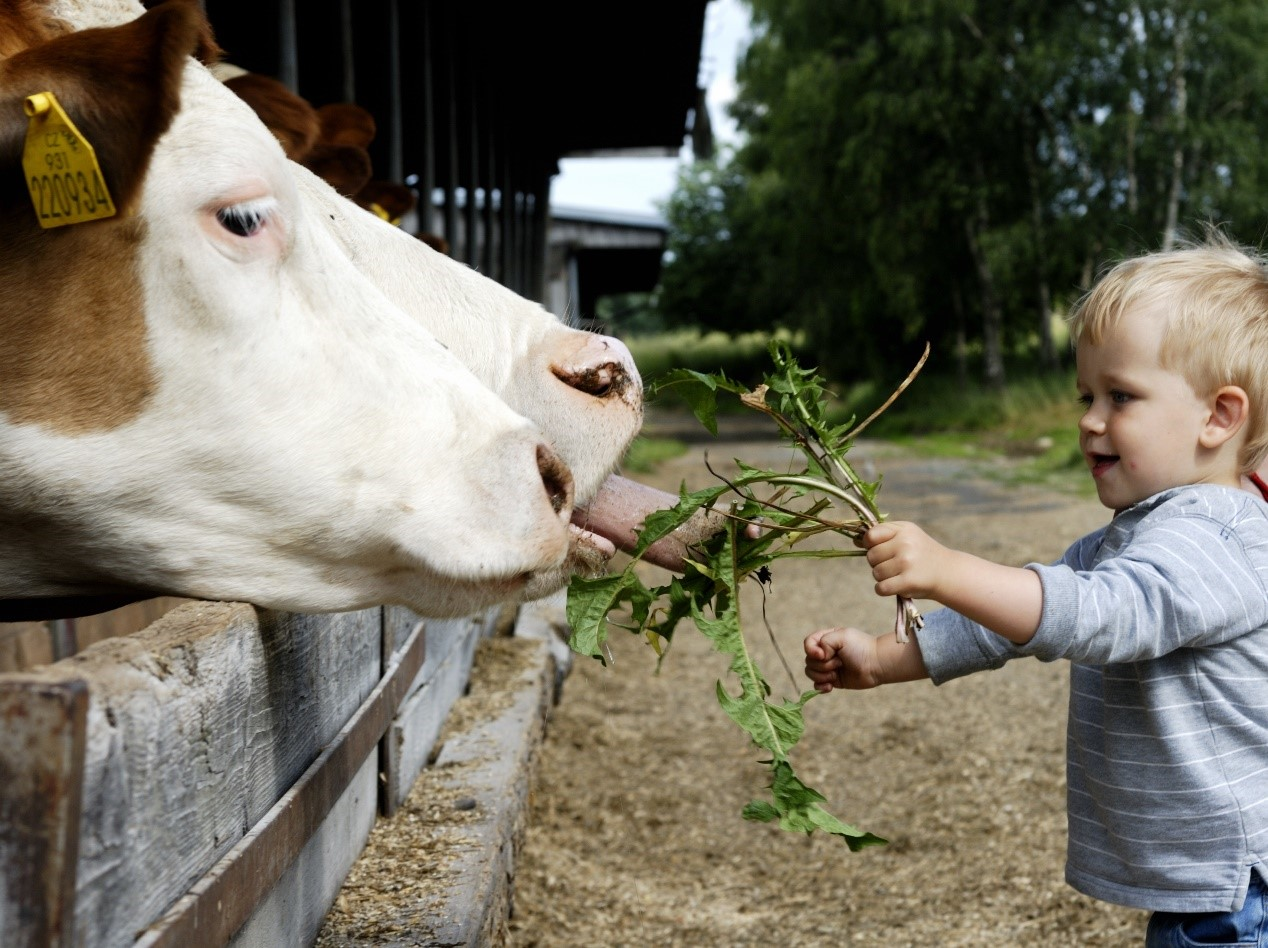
571;474;727;573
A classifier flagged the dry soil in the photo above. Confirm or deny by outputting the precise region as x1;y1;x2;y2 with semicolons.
508;417;1149;947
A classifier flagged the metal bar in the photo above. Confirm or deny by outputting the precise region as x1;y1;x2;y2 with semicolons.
482;105;496;279
443;6;459;251
385;0;404;184
418;0;437;236
0;677;88;948
134;619;427;948
464;27;480;270
277;0;298;91
378;608;399;818
48;619;76;661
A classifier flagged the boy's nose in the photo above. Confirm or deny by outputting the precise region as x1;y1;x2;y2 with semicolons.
1079;409;1106;435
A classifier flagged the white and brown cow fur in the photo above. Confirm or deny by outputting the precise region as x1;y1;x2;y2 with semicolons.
0;0;660;621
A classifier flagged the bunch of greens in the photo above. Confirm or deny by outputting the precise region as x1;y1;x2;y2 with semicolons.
566;340;927;850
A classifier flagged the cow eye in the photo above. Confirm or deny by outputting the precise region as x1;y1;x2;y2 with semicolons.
215;200;272;238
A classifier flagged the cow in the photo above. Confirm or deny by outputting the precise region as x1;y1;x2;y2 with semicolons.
0;0;694;625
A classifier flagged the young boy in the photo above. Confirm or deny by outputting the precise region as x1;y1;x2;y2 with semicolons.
804;237;1268;945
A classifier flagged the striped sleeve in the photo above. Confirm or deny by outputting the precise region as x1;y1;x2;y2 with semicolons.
1023;502;1268;666
917;526;1107;685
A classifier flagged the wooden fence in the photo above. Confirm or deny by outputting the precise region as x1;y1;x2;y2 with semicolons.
0;594;543;947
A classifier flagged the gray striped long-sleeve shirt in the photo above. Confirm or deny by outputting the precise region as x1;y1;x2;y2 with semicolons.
916;484;1268;913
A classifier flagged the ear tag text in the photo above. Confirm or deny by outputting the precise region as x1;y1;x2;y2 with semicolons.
22;91;116;228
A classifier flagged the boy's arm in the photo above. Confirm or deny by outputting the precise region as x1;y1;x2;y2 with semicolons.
866;522;1043;645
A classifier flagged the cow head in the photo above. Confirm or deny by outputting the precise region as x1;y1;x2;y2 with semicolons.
0;0;647;618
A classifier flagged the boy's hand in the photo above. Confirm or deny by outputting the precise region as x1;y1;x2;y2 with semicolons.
804;627;884;692
865;522;1045;646
805;626;931;692
864;521;951;601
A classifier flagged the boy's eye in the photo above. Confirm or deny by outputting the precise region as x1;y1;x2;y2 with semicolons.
1110;390;1132;405
1076;393;1093;408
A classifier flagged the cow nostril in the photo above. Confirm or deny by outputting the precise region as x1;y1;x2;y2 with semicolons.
536;444;574;516
551;361;624;399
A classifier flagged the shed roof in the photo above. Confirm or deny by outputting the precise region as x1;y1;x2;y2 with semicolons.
204;0;711;186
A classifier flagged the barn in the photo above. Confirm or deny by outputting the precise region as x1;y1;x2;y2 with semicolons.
0;1;712;945
205;0;710;301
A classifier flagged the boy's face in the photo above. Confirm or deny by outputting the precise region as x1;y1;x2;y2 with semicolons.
1076;303;1235;511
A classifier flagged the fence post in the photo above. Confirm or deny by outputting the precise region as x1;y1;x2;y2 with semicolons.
0;676;88;948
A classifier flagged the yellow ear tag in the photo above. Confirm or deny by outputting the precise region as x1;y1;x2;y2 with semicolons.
368;202;403;227
22;91;117;228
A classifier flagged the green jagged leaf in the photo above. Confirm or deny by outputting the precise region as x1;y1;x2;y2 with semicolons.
714;679;812;762
645;574;702;648
743;760;888;852
690;593;795;757
651;366;757;436
566;342;929;847
565;571;652;664
630;482;730;558
649;368;723;434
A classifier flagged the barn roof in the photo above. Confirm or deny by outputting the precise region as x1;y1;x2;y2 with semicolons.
203;0;711;186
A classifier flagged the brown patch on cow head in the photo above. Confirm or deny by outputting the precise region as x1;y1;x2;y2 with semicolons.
301;102;377;196
0;1;70;60
0;1;205;433
317;102;376;148
0;220;152;434
223;71;318;160
302;142;373;197
0;0;204;214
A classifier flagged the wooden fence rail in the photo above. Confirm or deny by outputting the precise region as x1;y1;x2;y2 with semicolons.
0;597;515;947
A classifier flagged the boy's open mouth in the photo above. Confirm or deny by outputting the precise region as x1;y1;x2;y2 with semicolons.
1089;453;1119;477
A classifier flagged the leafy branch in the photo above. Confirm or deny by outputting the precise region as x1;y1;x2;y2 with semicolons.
566;340;928;849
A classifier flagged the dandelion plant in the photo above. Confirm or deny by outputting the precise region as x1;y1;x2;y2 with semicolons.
566;340;928;850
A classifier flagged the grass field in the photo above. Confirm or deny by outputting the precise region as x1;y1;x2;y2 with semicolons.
621;330;1091;494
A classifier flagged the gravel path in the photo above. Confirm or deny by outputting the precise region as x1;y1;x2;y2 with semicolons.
509;423;1149;947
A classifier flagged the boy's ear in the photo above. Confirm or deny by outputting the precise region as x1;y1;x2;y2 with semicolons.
1200;385;1250;449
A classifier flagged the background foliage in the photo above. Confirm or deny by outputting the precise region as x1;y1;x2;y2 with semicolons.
651;0;1268;392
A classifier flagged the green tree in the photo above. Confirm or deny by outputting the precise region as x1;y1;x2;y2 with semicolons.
658;0;1268;389
657;155;781;334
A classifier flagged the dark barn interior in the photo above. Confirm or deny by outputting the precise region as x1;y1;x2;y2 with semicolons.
200;0;710;303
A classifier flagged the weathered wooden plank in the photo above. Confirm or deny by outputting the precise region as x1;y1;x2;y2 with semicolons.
0;598;190;674
0;601;381;948
383;606;419;662
381;616;485;813
316;636;556;946
0;677;88;948
73;598;192;653
418;637;554;948
0;621;54;672
383;605;500;666
137;620;425;948
511;591;572;702
230;756;378;948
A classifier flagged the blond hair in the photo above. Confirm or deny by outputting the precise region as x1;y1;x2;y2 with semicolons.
1068;233;1268;472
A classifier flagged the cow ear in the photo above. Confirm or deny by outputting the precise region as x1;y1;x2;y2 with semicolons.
302;143;374;197
0;0;206;218
317;103;377;149
223;72;320;161
356;180;417;221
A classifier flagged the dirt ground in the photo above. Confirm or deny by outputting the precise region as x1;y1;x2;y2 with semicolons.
508;418;1151;947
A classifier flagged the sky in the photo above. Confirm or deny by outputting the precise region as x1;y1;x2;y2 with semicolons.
548;0;751;218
